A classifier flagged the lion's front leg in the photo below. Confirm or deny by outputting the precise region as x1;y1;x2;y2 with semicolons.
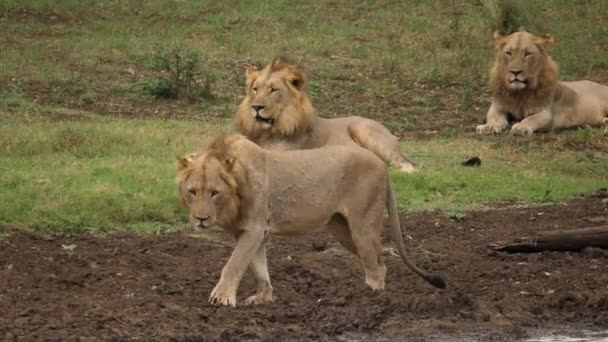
477;102;509;134
245;243;274;305
511;110;552;135
210;228;266;307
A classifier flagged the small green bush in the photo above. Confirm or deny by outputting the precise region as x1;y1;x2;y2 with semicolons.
482;0;528;34
136;46;216;102
142;78;178;99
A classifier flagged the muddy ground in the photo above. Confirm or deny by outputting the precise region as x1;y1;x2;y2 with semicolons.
1;194;608;341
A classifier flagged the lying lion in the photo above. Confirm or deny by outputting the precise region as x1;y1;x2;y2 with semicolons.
234;56;416;173
477;30;608;135
176;134;445;306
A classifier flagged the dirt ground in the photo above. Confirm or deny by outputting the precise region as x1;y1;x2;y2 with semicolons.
1;193;608;341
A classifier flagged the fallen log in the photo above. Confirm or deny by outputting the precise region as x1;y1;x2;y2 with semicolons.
488;225;608;253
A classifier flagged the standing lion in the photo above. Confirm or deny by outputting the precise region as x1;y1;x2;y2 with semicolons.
176;134;445;306
234;56;416;173
477;30;608;135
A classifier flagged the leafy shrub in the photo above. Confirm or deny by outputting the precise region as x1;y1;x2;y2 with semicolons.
482;0;527;34
136;46;216;102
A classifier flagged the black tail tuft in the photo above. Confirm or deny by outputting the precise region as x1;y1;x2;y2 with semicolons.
427;274;447;289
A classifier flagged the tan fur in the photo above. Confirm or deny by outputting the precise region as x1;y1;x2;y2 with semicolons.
234;56;416;173
176;134;445;306
477;30;608;135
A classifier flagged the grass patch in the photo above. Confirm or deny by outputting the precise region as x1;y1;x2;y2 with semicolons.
0;118;605;232
2;1;606;94
0;118;229;232
0;1;606;135
0;1;606;232
392;136;607;211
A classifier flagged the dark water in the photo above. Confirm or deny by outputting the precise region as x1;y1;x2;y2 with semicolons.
525;331;608;342
335;330;608;342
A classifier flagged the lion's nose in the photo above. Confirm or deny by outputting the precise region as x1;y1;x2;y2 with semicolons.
195;215;210;222
252;105;265;113
511;69;522;76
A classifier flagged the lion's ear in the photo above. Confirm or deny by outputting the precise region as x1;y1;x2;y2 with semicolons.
219;169;238;190
218;155;238;189
245;64;258;77
176;156;191;172
534;34;554;49
493;30;508;48
287;69;306;90
269;56;283;69
245;64;259;88
223;155;236;170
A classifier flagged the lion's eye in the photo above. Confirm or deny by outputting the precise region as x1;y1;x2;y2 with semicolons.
505;51;512;57
252;87;258;93
270;87;278;93
210;190;219;198
188;189;197;197
523;51;532;58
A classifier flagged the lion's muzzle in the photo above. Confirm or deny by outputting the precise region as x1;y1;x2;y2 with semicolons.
192;215;214;229
254;114;275;125
508;69;528;89
251;105;275;125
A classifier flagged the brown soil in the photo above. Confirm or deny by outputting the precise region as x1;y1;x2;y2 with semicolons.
1;195;608;341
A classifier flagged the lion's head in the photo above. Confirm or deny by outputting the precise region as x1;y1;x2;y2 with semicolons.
234;56;315;139
176;135;248;229
489;30;559;94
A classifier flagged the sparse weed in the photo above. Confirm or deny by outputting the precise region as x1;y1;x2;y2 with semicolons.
50;78;86;97
385;120;412;133
62;244;77;257
81;92;95;104
439;127;458;138
447;211;467;222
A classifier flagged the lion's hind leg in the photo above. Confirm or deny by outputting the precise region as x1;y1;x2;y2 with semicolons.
327;214;357;255
353;232;386;291
348;120;416;173
328;213;386;290
350;216;387;291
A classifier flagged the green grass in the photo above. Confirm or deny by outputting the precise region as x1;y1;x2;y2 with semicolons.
0;114;605;231
1;1;607;93
0;106;229;232
1;2;606;135
392;136;607;211
0;1;607;232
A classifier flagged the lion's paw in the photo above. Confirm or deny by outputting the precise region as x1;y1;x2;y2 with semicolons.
364;265;387;291
381;247;400;257
510;123;534;136
476;123;505;135
209;285;237;307
245;292;274;305
397;162;416;174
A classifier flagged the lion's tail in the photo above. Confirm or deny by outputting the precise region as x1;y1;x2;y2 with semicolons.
386;179;446;289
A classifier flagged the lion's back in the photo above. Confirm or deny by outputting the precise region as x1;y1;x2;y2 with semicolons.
267;145;385;191
563;80;608;99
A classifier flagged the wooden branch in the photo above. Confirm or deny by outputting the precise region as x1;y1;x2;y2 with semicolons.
488;225;608;253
